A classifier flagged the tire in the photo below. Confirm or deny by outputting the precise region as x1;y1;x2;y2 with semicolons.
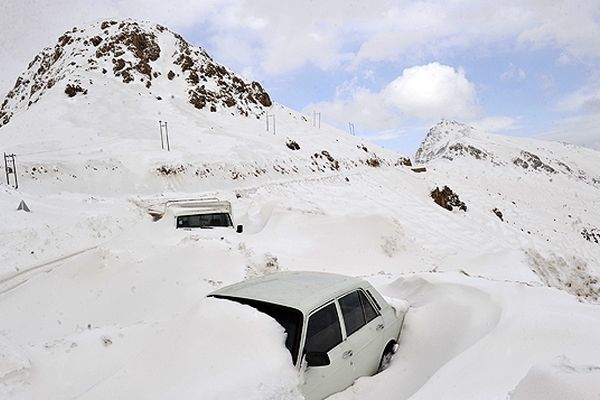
377;344;395;372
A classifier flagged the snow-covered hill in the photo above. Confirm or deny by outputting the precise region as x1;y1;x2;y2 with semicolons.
415;120;600;301
1;19;600;400
0;19;403;196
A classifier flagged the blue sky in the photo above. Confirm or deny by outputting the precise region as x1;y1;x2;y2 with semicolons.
1;0;600;154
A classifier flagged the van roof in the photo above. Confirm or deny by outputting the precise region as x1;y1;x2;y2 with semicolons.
209;271;364;314
166;199;232;217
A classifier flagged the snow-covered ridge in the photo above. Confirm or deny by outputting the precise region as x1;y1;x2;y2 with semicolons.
0;19;407;195
0;19;271;128
415;119;600;187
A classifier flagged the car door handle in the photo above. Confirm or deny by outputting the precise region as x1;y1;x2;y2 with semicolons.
376;324;384;331
342;350;353;359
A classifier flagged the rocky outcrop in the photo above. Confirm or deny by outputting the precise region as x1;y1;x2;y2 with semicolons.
431;186;467;212
513;151;556;174
582;228;600;244
0;19;273;128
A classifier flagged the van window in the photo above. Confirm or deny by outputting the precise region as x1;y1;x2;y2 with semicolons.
176;213;232;228
305;303;342;354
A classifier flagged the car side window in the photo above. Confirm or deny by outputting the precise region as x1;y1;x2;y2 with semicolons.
339;291;366;336
366;289;381;311
305;302;342;354
359;290;378;324
340;290;380;337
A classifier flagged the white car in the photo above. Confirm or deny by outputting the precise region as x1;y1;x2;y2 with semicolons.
209;271;406;400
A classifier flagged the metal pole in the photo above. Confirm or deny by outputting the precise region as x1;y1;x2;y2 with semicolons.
3;153;8;186
12;155;18;189
159;121;164;150
165;122;170;151
313;112;321;128
273;116;276;135
266;114;269;132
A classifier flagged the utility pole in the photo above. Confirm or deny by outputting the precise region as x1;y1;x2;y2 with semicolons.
3;153;18;189
313;111;321;128
348;122;355;136
159;121;170;151
266;114;276;135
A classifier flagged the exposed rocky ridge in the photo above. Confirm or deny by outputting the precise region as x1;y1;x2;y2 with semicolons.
0;19;272;128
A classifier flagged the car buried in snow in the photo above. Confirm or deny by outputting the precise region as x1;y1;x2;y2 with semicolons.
208;271;407;400
148;198;243;232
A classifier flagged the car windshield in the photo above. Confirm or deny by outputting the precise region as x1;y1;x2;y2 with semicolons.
176;213;232;228
211;295;303;365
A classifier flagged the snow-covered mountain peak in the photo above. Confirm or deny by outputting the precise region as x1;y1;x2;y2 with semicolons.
415;118;600;188
0;19;272;128
414;119;476;164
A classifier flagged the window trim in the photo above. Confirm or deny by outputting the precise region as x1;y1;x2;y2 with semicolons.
302;300;344;358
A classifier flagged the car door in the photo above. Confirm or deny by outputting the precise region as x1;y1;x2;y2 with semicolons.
301;301;355;400
338;289;385;378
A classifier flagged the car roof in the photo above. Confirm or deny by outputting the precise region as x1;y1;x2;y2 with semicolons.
209;271;366;314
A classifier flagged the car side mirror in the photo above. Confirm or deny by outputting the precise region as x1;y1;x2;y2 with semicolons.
305;352;330;367
236;225;244;234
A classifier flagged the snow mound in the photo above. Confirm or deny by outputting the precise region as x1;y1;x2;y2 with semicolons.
0;336;30;391
510;356;600;400
331;275;501;400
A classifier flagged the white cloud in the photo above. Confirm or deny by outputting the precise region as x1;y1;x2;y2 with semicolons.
500;63;527;81
537;114;600;151
548;72;600;151
3;0;600;97
517;0;600;62
557;76;600;113
305;86;400;133
384;63;479;120
305;62;479;136
471;116;521;132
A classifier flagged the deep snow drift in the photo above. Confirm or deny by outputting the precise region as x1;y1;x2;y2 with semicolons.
1;19;600;400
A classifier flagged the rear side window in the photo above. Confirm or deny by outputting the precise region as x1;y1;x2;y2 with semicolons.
305;303;342;353
359;291;378;323
339;290;380;337
366;290;381;311
339;291;365;336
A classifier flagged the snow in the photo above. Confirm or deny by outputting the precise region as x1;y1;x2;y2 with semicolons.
1;18;600;400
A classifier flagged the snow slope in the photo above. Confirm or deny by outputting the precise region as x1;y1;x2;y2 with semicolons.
1;19;600;400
